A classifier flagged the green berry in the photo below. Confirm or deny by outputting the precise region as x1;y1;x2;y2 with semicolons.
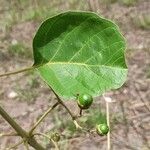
51;132;60;142
96;123;109;136
77;94;93;109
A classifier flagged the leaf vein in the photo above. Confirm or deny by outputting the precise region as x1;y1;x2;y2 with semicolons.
68;26;115;62
84;41;124;64
49;17;94;61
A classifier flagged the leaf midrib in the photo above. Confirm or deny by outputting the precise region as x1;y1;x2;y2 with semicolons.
36;61;127;70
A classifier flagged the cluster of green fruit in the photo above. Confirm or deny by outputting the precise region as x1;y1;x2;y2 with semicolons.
49;94;109;143
77;94;109;136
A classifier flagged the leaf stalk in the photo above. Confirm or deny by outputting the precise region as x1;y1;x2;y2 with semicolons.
0;66;34;77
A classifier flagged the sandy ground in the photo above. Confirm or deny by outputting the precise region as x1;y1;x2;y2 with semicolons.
0;0;150;149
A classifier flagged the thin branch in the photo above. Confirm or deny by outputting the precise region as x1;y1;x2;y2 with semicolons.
24;141;30;150
0;132;18;137
0;105;45;150
51;139;59;150
34;133;59;150
106;101;110;150
6;140;24;150
102;95;111;150
73;120;82;129
0;105;28;138
52;89;82;129
58;99;82;129
55;93;76;120
27;136;45;150
29;102;59;134
0;66;34;77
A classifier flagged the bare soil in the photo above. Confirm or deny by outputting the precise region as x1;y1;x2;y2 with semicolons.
0;0;150;149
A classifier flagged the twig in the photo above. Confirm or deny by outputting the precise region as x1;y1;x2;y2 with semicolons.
0;132;18;137
0;105;28;138
106;101;110;150
29;102;59;134
55;94;76;120
6;140;24;150
103;95;111;150
73;120;82;129
0;105;45;150
51;139;59;150
34;133;59;150
52;89;82;129
0;66;34;77
24;141;30;150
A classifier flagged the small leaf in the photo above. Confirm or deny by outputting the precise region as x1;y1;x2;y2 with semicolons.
33;11;127;99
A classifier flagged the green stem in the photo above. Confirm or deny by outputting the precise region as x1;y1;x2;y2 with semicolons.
106;101;110;150
0;105;45;150
52;90;76;120
29;102;59;134
51;89;82;129
0;66;34;77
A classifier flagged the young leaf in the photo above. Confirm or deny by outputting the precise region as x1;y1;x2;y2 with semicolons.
33;11;127;99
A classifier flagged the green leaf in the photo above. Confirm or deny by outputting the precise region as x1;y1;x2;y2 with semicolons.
33;11;128;99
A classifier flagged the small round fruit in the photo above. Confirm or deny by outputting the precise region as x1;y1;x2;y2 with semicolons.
51;132;60;142
77;94;93;109
96;123;109;136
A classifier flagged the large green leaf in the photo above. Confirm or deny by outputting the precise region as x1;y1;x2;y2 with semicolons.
33;11;128;99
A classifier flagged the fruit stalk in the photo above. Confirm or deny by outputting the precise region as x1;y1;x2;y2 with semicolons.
106;100;110;150
29;102;59;134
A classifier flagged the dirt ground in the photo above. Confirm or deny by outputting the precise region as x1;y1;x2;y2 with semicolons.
0;0;150;150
